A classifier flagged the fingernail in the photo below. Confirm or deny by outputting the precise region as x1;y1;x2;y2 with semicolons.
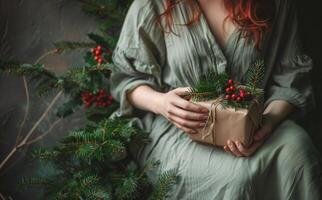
236;141;240;147
202;109;209;113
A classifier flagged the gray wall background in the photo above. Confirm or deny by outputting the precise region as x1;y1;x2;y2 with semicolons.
0;0;322;199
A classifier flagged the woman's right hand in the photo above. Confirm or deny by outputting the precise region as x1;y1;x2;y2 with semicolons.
155;87;210;134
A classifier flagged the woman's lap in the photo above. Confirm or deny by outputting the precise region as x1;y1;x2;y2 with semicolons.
137;116;322;199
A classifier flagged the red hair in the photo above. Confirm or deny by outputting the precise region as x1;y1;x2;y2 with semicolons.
156;0;274;48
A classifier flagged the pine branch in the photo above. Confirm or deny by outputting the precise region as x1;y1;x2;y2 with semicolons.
185;72;229;101
245;59;265;90
0;62;56;78
20;177;53;188
149;169;178;200
32;148;60;161
53;41;96;53
115;175;139;200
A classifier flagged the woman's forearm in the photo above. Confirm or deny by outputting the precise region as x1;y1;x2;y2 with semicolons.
262;100;296;128
127;85;164;114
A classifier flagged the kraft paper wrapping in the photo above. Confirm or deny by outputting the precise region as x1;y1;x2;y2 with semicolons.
188;98;263;148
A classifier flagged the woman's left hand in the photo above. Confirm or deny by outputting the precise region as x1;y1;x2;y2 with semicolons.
223;120;274;157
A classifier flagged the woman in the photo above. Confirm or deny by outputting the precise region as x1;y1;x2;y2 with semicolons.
110;0;322;199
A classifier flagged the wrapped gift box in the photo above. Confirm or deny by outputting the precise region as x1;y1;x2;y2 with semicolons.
188;98;263;148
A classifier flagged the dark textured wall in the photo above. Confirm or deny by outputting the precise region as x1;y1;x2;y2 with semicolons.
0;0;322;199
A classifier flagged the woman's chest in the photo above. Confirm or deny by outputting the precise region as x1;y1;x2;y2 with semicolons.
161;2;260;86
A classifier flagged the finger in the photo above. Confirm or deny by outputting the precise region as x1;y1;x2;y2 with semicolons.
169;114;206;129
172;97;209;113
172;121;197;134
227;140;243;157
173;87;192;96
234;141;258;157
223;145;231;153
236;140;263;157
169;106;209;121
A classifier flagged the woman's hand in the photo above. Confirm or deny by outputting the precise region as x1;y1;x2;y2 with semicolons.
223;121;274;157
222;99;295;157
155;87;210;134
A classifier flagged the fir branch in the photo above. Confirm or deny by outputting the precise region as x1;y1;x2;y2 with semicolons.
20;177;53;188
149;169;178;200
53;41;96;53
115;175;139;200
139;160;160;179
32;148;60;161
0;62;56;78
186;72;229;101
245;59;265;90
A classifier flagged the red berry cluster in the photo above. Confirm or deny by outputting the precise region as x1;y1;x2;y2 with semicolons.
224;79;251;102
81;89;113;108
91;45;107;64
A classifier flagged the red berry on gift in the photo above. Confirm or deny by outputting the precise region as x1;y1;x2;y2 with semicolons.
94;55;99;61
96;45;102;51
229;86;235;91
91;48;96;53
225;87;231;93
95;49;102;55
231;94;237;99
108;95;113;100
98;58;104;64
236;96;242;102
225;94;231;100
239;92;245;98
227;79;233;85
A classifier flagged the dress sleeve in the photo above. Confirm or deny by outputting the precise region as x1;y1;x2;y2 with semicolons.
109;0;166;118
263;0;316;119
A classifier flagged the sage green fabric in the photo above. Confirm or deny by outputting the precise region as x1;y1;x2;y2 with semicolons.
109;0;322;199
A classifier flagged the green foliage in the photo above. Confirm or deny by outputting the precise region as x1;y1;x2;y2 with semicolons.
53;41;96;53
2;0;178;199
244;59;265;91
149;169;178;200
186;71;229;102
21;116;175;199
79;0;132;23
186;59;265;109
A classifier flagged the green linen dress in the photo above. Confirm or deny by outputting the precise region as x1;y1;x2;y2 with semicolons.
109;0;322;199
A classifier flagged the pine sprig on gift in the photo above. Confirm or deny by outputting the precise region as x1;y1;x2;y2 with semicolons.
187;59;265;109
185;72;229;102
